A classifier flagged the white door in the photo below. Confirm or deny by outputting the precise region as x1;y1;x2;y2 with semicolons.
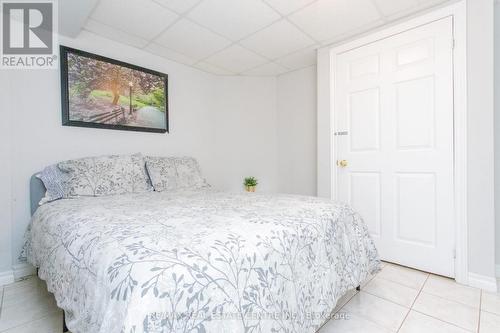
334;17;455;277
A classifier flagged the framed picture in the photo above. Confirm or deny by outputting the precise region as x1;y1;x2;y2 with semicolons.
60;46;168;133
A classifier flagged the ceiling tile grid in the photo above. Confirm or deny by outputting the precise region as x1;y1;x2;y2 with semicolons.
83;0;450;76
373;0;420;17
203;44;269;73
84;19;150;49
288;0;381;42
144;43;198;66
263;0;318;16
152;0;202;14
242;62;290;76
154;19;232;60
186;0;281;40
194;61;235;75
239;20;316;60
91;0;179;39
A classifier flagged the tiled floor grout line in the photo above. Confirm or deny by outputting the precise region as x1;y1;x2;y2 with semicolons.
329;269;379;318
314;269;381;333
395;273;430;332
417;289;481;310
333;269;412;332
481;308;500;316
336;290;387;328
361;272;377;288
0;286;3;318
360;288;411;309
318;272;379;331
396;273;484;332
409;308;477;332
477;290;482;333
335;289;359;313
343;289;411;332
0;309;62;333
374;274;425;291
376;271;484;312
314;287;360;332
333;266;431;332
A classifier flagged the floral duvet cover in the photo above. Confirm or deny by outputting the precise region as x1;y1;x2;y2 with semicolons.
26;190;380;333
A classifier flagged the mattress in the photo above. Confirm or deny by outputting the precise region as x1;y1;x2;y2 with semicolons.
26;190;380;333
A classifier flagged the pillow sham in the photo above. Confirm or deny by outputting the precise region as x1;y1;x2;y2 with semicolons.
145;156;208;192
36;164;69;205
58;153;152;197
144;156;177;192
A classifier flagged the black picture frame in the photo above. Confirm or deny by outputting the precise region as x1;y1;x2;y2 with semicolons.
60;45;169;133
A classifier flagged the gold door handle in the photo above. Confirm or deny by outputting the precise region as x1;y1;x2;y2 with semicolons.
337;160;348;168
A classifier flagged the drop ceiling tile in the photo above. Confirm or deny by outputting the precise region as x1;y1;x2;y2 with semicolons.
320;18;385;46
263;0;317;15
288;0;381;42
145;43;198;65
153;0;201;14
204;44;268;73
84;19;149;49
417;0;453;12
187;0;281;40
240;20;315;59
383;0;449;22
91;0;178;40
154;19;232;60
373;0;419;17
417;0;449;6
275;46;317;70
242;62;289;76
194;61;235;75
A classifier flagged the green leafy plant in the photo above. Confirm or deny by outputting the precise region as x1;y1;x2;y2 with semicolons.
244;177;258;187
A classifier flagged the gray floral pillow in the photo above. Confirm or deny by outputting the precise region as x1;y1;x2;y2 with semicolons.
144;156;177;191
58;153;152;197
36;164;69;205
145;156;208;192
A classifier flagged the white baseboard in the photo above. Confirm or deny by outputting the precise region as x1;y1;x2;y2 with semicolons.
0;269;15;286
0;264;36;286
468;272;498;292
12;263;36;280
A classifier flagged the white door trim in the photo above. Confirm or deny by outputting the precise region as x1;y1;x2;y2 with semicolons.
317;1;468;285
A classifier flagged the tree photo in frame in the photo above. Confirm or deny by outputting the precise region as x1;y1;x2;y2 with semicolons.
60;46;169;133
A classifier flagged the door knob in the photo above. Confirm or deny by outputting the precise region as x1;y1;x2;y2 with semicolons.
337;160;348;168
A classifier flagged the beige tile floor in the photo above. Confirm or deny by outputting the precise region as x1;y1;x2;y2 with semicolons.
0;262;499;332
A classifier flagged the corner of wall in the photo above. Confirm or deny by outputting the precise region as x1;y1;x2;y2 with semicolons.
494;0;500;270
468;272;498;292
0;270;14;286
0;71;13;277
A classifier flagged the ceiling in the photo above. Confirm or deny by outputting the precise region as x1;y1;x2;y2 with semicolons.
64;0;450;76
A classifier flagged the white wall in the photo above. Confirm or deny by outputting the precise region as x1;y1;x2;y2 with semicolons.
277;66;317;196
466;0;496;281
0;70;13;283
1;31;278;278
214;76;279;192
495;0;500;274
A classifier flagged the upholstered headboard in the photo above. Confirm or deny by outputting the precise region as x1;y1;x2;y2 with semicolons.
30;173;45;216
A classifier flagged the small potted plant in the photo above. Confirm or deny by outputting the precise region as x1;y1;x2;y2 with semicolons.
244;177;258;192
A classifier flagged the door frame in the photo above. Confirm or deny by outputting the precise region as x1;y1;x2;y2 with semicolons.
317;1;468;285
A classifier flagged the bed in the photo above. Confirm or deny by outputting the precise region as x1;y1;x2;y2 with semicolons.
25;157;380;333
